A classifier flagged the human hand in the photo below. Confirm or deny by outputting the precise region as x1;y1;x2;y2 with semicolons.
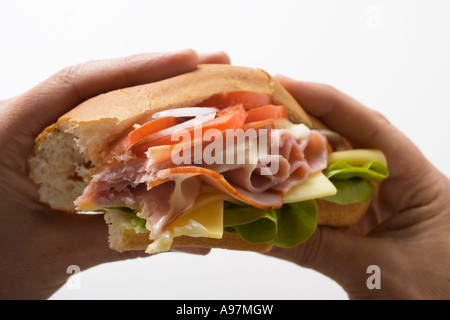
0;50;230;300
267;76;450;300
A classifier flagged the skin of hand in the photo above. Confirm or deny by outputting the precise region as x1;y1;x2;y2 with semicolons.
0;50;230;300
267;76;450;300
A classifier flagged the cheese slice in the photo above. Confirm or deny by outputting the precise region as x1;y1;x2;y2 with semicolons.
328;149;387;167
283;172;337;204
145;194;225;254
170;194;224;239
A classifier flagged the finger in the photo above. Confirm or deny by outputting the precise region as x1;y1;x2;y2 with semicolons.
265;226;392;296
274;75;426;178
15;49;201;135
171;247;211;255
198;51;231;64
274;76;388;148
53;213;148;267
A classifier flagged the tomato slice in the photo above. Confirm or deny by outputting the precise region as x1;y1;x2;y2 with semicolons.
131;105;248;155
242;118;275;130
196;91;272;109
152;104;247;146
128;116;177;146
203;104;248;131
245;105;287;123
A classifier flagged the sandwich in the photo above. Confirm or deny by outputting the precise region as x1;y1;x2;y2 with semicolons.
28;64;389;254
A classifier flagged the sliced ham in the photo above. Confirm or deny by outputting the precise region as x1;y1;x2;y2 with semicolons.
134;175;202;238
74;123;329;239
204;129;328;194
304;130;329;173
155;166;284;210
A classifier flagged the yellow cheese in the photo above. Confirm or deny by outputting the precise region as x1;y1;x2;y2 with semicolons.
145;194;224;254
328;149;387;167
170;194;224;239
283;172;337;204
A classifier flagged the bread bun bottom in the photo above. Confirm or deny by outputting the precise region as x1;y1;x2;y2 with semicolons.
105;200;370;254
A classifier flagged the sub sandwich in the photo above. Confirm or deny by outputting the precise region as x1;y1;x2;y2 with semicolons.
28;64;389;254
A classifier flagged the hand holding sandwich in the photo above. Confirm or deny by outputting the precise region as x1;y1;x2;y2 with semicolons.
0;50;230;300
266;76;450;300
1;51;448;300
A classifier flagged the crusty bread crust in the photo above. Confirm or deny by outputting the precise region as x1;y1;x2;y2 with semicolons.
29;64;371;253
60;64;312;126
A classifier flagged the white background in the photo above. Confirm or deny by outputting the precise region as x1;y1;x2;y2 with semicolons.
1;0;449;300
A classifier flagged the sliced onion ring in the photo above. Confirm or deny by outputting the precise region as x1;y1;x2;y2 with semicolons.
152;107;219;119
145;112;217;144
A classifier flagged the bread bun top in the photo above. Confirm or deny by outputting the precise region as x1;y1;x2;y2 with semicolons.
62;64;312;125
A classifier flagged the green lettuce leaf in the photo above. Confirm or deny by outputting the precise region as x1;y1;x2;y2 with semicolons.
320;160;389;204
320;178;374;204
107;207;149;233
324;160;389;181
224;200;317;248
130;214;148;233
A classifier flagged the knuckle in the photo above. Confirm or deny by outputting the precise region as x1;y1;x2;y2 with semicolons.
318;83;340;110
372;109;391;125
320;83;340;97
323;83;338;92
52;64;81;86
49;62;91;100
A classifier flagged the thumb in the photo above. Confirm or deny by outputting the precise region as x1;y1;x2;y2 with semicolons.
266;226;390;294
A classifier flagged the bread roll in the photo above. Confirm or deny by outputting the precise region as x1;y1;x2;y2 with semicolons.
28;64;370;253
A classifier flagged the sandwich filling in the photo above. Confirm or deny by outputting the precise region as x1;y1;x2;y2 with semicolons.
73;91;389;253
